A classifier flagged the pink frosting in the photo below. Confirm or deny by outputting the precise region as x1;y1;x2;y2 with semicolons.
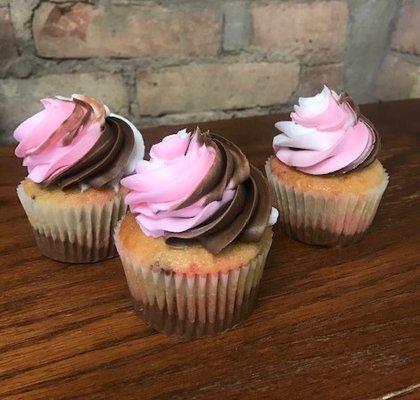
14;97;102;183
273;86;374;175
121;129;235;238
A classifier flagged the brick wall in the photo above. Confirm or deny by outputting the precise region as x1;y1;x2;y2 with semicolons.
0;0;419;143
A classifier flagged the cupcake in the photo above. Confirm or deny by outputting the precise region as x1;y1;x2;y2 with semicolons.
115;127;278;339
14;94;144;263
266;86;388;246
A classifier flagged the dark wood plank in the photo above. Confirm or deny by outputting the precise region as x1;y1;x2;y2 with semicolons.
0;99;419;400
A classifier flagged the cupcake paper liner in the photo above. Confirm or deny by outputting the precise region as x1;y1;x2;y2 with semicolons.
115;222;273;340
265;160;389;246
17;182;127;263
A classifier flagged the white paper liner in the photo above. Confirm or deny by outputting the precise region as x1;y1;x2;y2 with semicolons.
115;222;273;340
17;182;127;263
265;160;389;246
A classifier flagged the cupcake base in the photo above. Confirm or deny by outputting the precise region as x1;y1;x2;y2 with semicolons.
120;251;270;341
32;230;117;263
266;157;389;246
115;216;272;340
131;286;259;340
281;223;367;247
17;179;127;263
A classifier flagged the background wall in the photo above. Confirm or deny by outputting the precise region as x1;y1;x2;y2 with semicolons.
0;0;419;143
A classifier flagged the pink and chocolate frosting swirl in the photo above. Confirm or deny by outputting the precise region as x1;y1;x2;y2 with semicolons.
14;95;144;189
273;86;380;175
122;128;278;254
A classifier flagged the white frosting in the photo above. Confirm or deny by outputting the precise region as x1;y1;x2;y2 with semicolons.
268;207;279;226
274;121;338;151
177;128;189;139
110;113;145;175
294;85;332;116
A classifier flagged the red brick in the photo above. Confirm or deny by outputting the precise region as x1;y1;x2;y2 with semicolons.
300;64;344;96
33;2;221;58
376;53;420;100
0;7;18;69
391;0;420;55
137;62;299;116
251;1;348;64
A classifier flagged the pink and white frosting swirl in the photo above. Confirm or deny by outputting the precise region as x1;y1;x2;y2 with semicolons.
273;86;379;175
123;129;234;237
14;95;144;189
122;128;277;254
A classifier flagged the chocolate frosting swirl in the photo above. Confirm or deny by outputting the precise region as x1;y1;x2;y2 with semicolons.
332;92;380;175
165;129;273;254
44;97;135;189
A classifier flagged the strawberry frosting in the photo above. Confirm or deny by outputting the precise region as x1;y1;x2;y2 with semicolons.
15;98;102;183
273;86;378;175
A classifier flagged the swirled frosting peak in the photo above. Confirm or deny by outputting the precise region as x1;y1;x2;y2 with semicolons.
273;86;379;175
122;127;278;254
14;94;144;189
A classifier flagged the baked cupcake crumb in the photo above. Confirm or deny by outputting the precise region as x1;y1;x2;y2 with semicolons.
23;178;126;206
269;157;386;196
118;213;273;275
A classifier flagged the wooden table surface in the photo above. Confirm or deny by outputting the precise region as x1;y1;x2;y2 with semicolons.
1;99;419;400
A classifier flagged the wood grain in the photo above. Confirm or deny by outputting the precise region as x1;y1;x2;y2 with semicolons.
0;99;419;400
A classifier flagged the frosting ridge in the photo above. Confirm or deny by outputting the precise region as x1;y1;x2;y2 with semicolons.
14;95;144;189
122;128;277;254
273;86;379;175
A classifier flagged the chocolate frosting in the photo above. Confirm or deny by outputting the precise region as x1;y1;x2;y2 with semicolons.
44;97;135;189
165;129;272;254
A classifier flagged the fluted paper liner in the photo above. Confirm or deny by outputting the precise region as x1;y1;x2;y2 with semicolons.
17;182;127;263
265;161;389;246
115;222;273;340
